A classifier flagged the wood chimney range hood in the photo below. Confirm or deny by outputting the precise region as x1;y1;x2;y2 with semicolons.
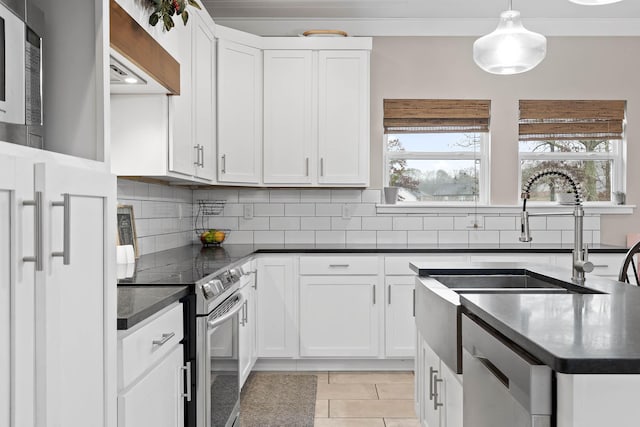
109;0;180;95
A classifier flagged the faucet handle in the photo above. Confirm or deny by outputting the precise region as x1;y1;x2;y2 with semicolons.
583;243;589;259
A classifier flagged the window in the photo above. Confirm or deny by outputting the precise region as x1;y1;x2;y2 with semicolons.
383;99;490;203
518;100;626;203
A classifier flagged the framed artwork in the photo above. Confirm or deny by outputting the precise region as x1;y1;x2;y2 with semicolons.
117;205;139;258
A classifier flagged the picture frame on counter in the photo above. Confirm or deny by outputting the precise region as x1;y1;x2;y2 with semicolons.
117;205;139;258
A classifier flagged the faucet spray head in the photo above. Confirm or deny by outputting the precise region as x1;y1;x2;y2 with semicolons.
519;211;532;242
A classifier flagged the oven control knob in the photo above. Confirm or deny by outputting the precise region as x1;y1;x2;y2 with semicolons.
201;282;216;299
229;268;241;280
210;279;223;293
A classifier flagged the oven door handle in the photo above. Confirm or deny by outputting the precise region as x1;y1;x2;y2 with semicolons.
207;293;246;330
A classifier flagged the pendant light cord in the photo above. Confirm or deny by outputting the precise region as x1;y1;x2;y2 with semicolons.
509;0;513;10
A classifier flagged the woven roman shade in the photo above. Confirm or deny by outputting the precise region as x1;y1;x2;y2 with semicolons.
519;100;626;141
383;99;490;134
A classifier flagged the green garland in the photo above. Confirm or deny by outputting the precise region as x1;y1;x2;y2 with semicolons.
148;0;201;31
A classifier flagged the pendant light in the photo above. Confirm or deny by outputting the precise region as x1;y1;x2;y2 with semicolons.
569;0;623;4
473;0;547;75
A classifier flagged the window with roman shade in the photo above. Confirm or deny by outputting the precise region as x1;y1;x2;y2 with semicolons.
518;100;626;203
383;99;491;203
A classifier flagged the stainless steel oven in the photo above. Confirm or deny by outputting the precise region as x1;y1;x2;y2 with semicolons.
196;268;244;427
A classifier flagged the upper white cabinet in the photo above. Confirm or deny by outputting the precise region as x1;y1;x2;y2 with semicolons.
263;48;370;186
217;39;263;184
263;50;314;185
317;51;370;185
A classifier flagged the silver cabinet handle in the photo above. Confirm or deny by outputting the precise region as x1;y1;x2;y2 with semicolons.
388;286;391;305
182;361;192;401
244;300;248;324
23;191;43;271
412;289;416;317
194;145;200;166
305;157;309;177
240;300;247;327
221;154;226;174
329;264;350;268
199;146;205;168
320;157;324;176
593;265;609;268
51;193;70;265
152;332;175;346
433;375;444;409
429;367;438;400
372;284;376;304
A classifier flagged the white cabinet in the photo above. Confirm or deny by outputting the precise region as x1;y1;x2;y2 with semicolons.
239;273;258;388
385;277;416;357
417;331;463;427
0;150;116;427
256;256;298;358
263;49;370;186
118;303;187;427
263;50;314;185
0;160;9;427
299;275;380;357
217;39;263;184
317;51;370;185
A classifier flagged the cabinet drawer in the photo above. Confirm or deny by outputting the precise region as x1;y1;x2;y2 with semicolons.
385;255;470;275
300;256;379;275
588;253;624;278
118;303;184;389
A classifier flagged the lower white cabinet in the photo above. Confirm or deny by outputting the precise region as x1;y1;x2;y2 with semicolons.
239;277;257;388
416;331;462;427
118;345;185;427
256;256;297;357
299;275;380;357
118;303;188;427
385;277;416;357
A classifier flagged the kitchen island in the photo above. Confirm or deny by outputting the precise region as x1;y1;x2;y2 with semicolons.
412;261;640;427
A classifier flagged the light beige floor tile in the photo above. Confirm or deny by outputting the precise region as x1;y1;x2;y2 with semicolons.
329;371;414;384
315;372;329;384
315;400;329;418
314;418;385;427
384;418;420;427
329;399;416;418
317;383;378;400
376;383;414;400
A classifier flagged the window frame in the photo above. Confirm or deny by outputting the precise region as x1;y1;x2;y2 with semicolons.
383;132;491;205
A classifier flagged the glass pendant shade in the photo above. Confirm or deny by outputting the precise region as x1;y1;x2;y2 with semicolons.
569;0;623;4
473;10;547;75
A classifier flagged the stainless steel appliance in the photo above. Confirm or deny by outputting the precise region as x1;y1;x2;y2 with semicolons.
196;268;245;427
0;0;43;148
462;314;552;427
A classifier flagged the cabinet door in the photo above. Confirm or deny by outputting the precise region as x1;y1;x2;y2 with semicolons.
239;284;255;388
192;13;216;181
263;50;314;184
0;157;10;427
118;344;185;427
166;19;195;177
256;257;297;358
300;275;380;357
385;277;416;357
36;162;115;427
422;340;442;427
217;40;262;184
441;362;463;427
317;51;369;185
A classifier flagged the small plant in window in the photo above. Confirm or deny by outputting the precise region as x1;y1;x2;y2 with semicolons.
147;0;201;31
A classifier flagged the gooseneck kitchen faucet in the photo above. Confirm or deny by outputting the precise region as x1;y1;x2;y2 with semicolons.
520;168;594;285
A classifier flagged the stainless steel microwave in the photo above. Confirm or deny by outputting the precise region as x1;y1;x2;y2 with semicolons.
0;0;43;148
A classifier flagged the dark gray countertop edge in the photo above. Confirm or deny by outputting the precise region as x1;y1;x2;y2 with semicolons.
255;247;627;254
117;286;190;330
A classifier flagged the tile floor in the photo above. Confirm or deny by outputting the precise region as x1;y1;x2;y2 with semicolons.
313;371;419;427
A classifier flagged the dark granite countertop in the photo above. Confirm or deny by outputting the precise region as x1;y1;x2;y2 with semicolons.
412;262;640;374
118;286;190;330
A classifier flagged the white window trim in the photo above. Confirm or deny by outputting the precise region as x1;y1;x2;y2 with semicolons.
383;133;490;204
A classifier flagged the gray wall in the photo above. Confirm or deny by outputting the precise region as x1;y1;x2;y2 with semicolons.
369;36;640;245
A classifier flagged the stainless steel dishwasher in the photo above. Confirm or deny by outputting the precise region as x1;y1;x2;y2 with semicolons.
462;314;552;427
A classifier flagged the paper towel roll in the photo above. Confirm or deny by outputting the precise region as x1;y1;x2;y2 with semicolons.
117;245;135;264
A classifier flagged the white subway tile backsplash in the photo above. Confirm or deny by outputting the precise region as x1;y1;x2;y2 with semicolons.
285;231;315;244
134;181;149;198
546;216;574;230
469;230;500;245
149;183;163;200
346;231;377;245
377;231;408;244
584;216;600;230
528;230;560;244
225;231;254;244
238;190;270;203
499;230;522;245
485;216;516;230
315;231;346;245
254;231;285;244
529;217;547;230
239;217;269;230
351;203;377;217
285;204;316;217
408;231;438;245
393;217;423;230
362;189;382;204
331;189;362;203
362;217;392;231
331;217;362;230
270;190;301;203
424;217;454;230
254;203;285;217
207;217;239;231
300;189;331;203
222;204;245;217
316;203;342;216
301;217;331;230
454;216;484;230
270;217;301;230
438;231;469;244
